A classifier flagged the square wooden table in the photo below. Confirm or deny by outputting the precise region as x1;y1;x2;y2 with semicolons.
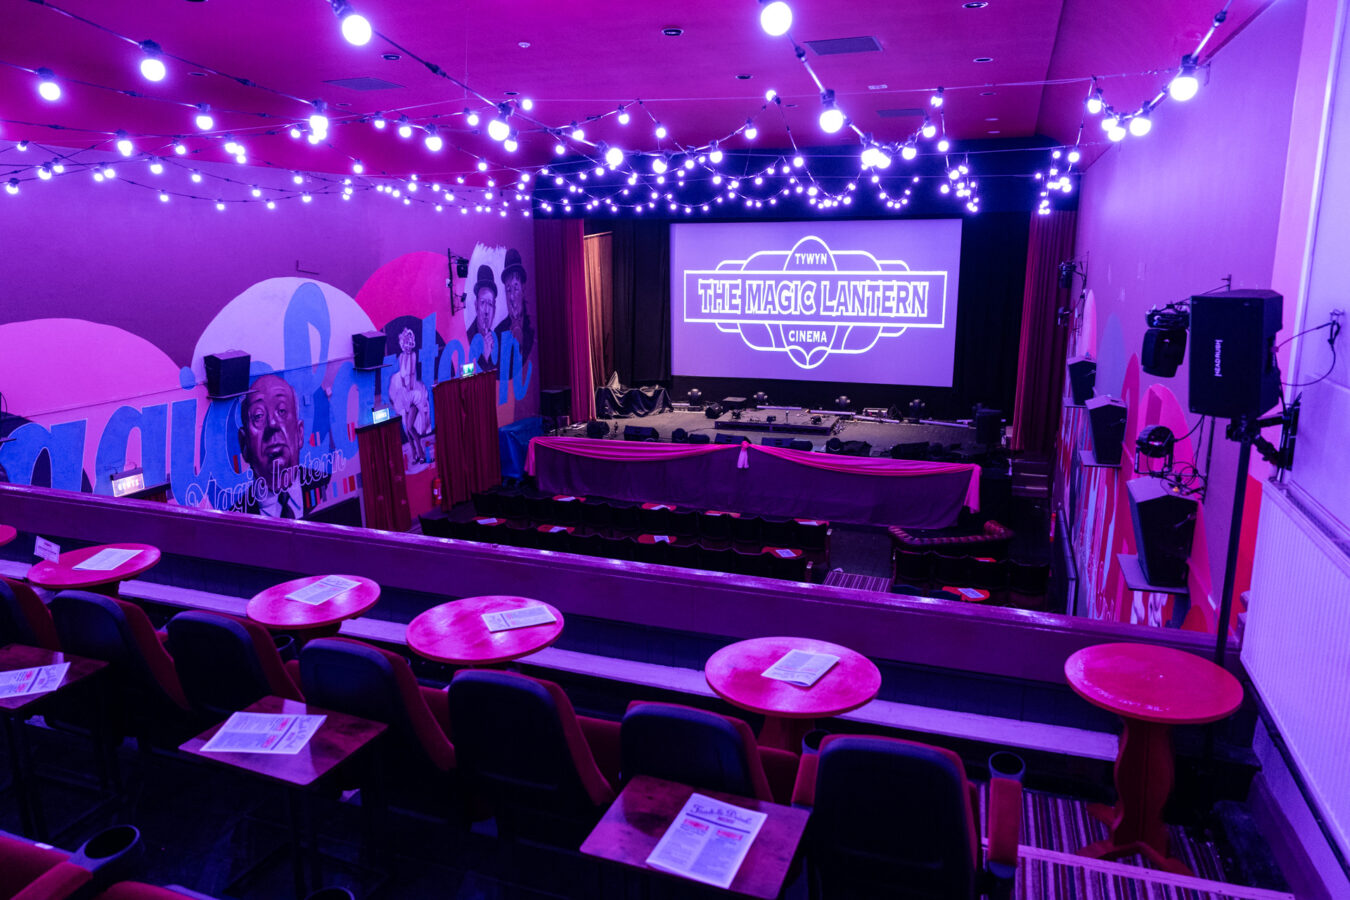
180;695;387;897
0;643;109;840
581;774;810;899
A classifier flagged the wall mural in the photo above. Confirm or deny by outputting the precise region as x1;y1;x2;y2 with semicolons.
0;245;538;525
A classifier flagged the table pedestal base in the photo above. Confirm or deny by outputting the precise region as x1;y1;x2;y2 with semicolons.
1077;717;1194;876
757;716;813;753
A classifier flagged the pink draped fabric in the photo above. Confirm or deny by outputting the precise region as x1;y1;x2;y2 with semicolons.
526;436;981;511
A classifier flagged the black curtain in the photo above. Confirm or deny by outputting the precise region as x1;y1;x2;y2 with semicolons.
609;219;671;387
953;211;1030;417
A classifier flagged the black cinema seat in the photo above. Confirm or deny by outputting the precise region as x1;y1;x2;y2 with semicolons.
1;575;62;651
165;610;303;721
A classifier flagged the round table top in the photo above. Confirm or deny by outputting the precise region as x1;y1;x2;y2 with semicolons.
705;636;882;720
0;525;16;547
762;547;803;559
1065;642;1243;725
406;595;564;665
27;542;161;590
246;574;380;630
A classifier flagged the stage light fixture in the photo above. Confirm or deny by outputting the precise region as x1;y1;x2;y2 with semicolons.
759;0;793;37
752;391;769;407
1141;302;1190;377
138;41;166;82
1169;56;1200;102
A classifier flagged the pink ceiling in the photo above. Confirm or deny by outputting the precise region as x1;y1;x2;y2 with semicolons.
0;0;1271;181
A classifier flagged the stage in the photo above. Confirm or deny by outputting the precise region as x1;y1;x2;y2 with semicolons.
581;408;985;456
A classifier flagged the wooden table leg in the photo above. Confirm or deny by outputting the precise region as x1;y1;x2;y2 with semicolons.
757;716;813;753
1079;716;1193;875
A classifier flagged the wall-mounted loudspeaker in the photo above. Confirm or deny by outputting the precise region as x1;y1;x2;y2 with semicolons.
1085;397;1127;465
352;332;386;370
1066;356;1096;405
541;388;571;419
455;258;470;278
974;409;1003;446
1188;290;1282;418
204;350;250;398
1127;477;1198;587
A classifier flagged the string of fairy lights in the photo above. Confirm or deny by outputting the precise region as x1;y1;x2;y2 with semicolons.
1;0;1234;218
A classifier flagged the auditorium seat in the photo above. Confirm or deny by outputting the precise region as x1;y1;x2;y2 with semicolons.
525;493;554;524
536;525;571;552
759;517;794;547
893;550;932;586
471;486;505;518
698;512;733;544
731;547;773;578
165;611;303;721
931;552;975;589
791;735;1020;899
687;433;712;444
665;543;703;571
668;508;700;538
766;551;809;583
730;514;763;547
0;830;90;900
608;500;641;533
579;498;613;533
636;504;674;535
550;497;582;527
790;520;829;553
968;557;1010;592
0;575;62;651
448;669;618;847
620;701;799;803
299;638;456;807
497;487;528;521
49;591;193;746
632;537;669;567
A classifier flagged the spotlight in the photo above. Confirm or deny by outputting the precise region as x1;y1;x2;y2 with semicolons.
907;398;926;421
138;41;166;82
114;131;134;157
36;68;61;102
1169;55;1200;102
1136;425;1176;460
752;390;769;407
759;0;793;36
687;388;703;408
1057;261;1077;289
334;0;373;45
819;90;844;133
1141;302;1190;377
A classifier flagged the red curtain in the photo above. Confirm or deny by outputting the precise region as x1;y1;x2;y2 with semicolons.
1011;210;1077;457
534;218;595;423
434;372;501;508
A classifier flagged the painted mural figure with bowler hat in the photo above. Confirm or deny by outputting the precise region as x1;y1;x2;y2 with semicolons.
470;264;498;372
494;247;534;364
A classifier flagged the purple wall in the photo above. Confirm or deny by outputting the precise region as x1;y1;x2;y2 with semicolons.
1068;0;1307;620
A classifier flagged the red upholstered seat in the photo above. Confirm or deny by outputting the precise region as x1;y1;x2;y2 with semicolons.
0;576;61;651
448;669;618;846
888;519;1014;557
621;700;798;803
791;734;1021;899
0;832;90;900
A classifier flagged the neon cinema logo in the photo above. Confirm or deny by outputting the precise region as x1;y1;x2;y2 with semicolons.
682;236;948;369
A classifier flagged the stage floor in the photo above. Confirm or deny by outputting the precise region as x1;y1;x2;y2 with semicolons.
584;409;982;455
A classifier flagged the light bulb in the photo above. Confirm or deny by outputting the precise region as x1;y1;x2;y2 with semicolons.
793;155;804;168
617;107;630;125
1067;148;1081;164
293;172;304;184
338;4;372;46
930;87;944;108
860;147;881;168
554;141;565;155
937;138;950;152
760;0;792;36
267;201;276;210
424;126;444;151
194;104;214;131
352;160;364;174
464;108;480;127
520;98;534;111
488;118;510;141
652;155;668;174
477;159;488;171
765;88;777;102
921;117;936;139
302;193;313;203
745;120;758;141
655;123;667;140
139;42;166;82
4;179;18;195
37;165;52;181
1108;123;1127;142
215;200;226;211
1128;113;1152;137
709;142;723;164
173;141;186;155
1101;115;1118;132
397;117;413;139
372;116;386;130
504;132;519;153
36;68;60;102
309;103;329;136
289;126;303;140
190;170;202;183
1086;89;1104;115
901;142;917;161
604;145;623;167
103;166;115;178
251;186;262;197
149;160;164;175
819;90;844;133
570;123;585;141
158;191;169;202
1169;56;1200;102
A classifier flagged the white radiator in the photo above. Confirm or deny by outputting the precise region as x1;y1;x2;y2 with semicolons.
1243;483;1350;859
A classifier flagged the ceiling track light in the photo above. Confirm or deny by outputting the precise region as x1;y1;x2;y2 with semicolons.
138;41;166;82
332;0;373;46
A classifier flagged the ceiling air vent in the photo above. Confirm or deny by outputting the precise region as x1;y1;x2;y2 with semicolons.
876;107;924;118
804;35;882;56
324;76;404;91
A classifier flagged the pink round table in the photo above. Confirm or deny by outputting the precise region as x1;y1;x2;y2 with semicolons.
0;525;16;548
406;595;564;665
705;636;882;750
761;547;803;559
641;502;676;511
246;574;380;635
27;542;161;594
1065;642;1243;875
941;585;990;602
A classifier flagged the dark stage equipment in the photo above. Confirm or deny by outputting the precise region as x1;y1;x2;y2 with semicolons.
752;391;769;408
541;388;571;419
671;428;689;443
721;396;747;411
1134;425;1176;474
1189;290;1283;418
704;402;724;419
1066;357;1096;405
1085;397;1127;465
1127;477;1198;588
352;331;386;371
833;395;852;410
585;420;609;439
204;350;250;398
623;425;659;441
974;409;1002;446
1141;303;1190;377
686;388;703;408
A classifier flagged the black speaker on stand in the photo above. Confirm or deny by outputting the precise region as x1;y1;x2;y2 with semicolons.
1127;478;1198;587
204;351;251;398
1189;290;1282;418
1066;357;1096;405
1085;397;1127;465
974;409;1002;447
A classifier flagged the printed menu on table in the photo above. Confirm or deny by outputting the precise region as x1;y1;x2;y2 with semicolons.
72;547;141;571
286;575;360;605
482;606;558;632
0;663;70;699
762;649;839;687
200;712;326;754
645;793;767;889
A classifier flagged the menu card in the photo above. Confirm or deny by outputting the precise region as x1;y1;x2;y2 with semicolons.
34;536;60;562
545;525;570;533
768;548;798;558
651;535;674;544
476;517;502;525
956;587;987;599
482;606;558;633
645;793;767;889
762;649;839;687
0;663;70;699
200;712;326;754
73;547;141;571
286;575;359;605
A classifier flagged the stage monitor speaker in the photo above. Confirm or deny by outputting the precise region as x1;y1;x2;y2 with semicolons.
715;433;742;444
541;388;571;419
975;409;1003;446
761;436;795;448
204;350;250;398
623;425;659;442
1127;477;1198;587
1188;290;1282;418
704;402;724;419
1066;356;1096;405
585;420;609;439
722;396;747;411
352;331;386;370
1085;397;1127;465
